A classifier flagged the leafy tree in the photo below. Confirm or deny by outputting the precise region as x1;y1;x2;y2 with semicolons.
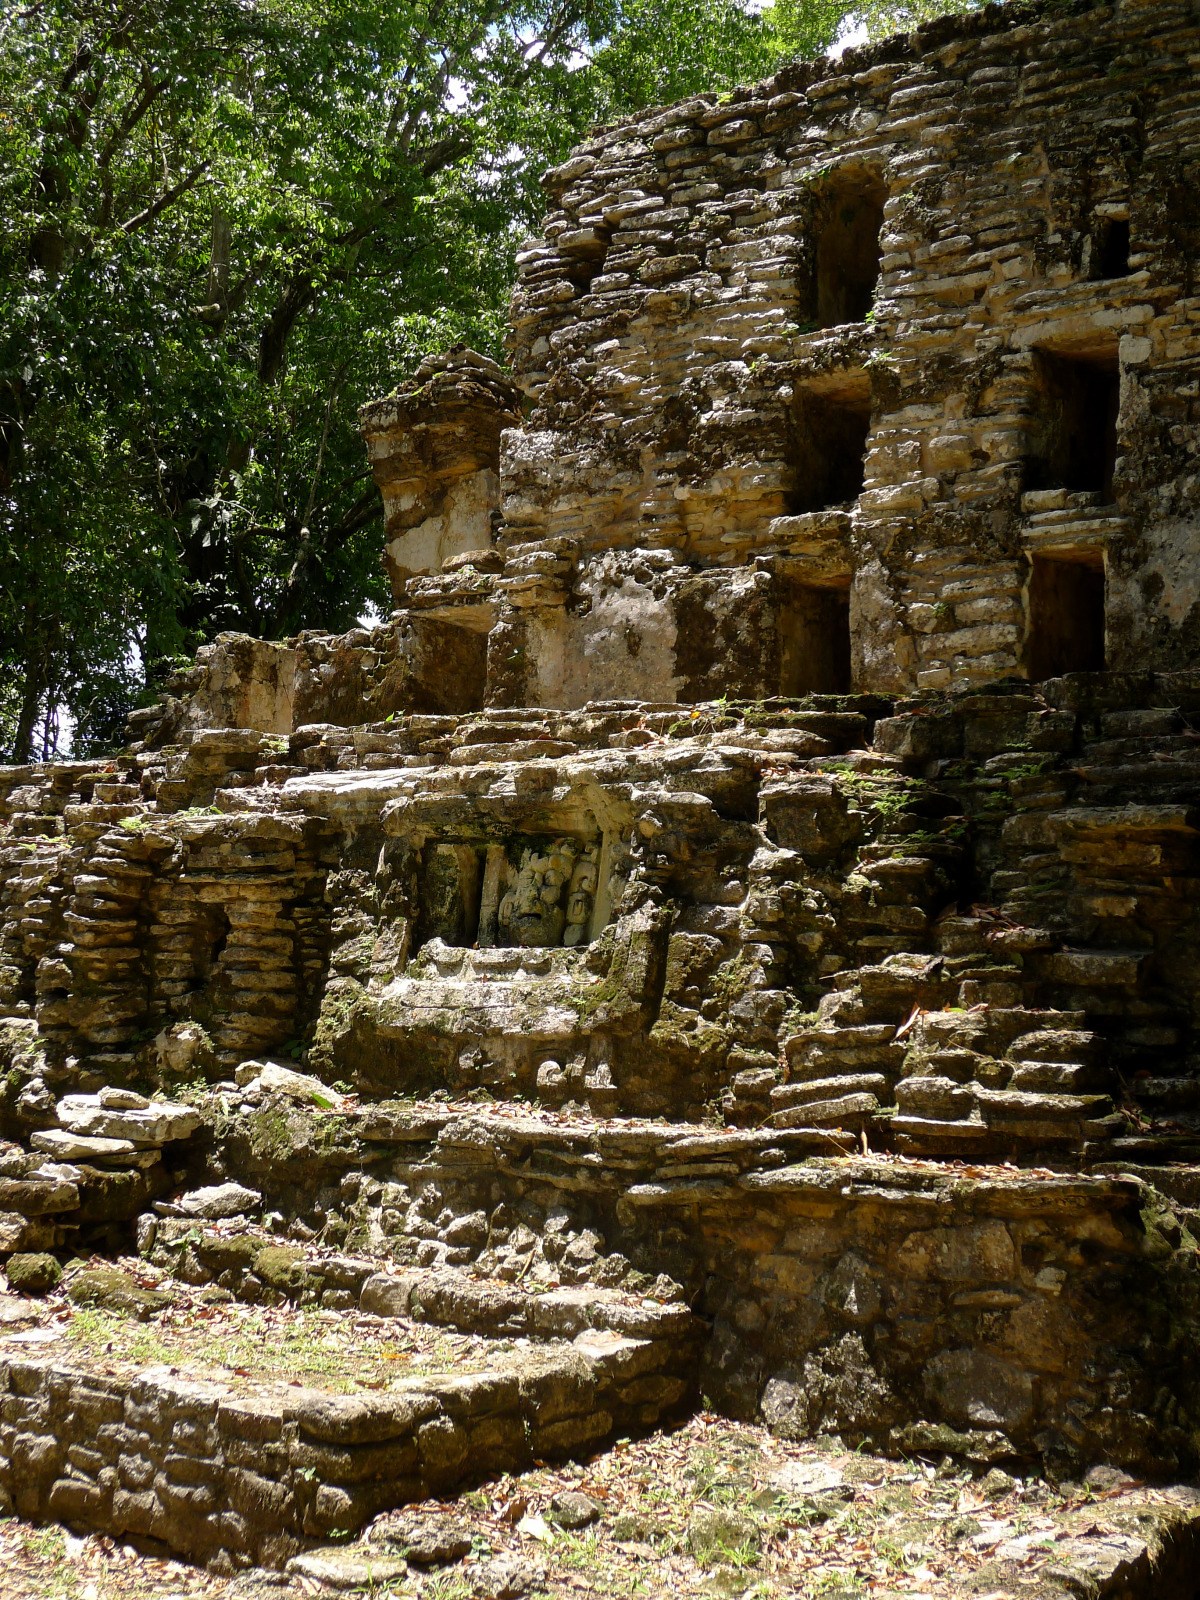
0;0;978;759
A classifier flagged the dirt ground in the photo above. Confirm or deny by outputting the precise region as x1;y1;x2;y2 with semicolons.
2;1410;1196;1600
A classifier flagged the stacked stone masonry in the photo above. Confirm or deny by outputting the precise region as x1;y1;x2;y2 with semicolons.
1;0;1200;1579
149;0;1200;734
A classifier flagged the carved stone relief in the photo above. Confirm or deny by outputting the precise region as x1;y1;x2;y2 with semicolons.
415;833;605;951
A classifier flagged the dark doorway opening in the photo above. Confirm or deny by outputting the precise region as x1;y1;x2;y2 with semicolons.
1028;350;1120;501
813;174;886;328
405;616;489;714
414;844;484;950
779;581;853;695
1089;217;1131;280
790;389;872;513
1027;553;1106;680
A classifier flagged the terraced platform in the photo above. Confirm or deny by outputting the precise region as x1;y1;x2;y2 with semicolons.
1;676;1199;1595
0;1258;696;1570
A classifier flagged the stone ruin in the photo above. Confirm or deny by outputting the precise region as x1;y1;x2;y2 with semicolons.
1;0;1199;1588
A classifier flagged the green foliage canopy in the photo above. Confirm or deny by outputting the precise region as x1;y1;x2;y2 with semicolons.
0;0;974;759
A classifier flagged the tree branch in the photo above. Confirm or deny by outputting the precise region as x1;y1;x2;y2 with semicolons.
119;160;211;234
96;71;173;170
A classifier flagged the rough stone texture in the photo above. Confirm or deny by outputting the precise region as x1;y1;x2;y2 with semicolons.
130;0;1200;733
498;0;1200;701
1;0;1199;1580
0;1320;689;1568
361;349;521;593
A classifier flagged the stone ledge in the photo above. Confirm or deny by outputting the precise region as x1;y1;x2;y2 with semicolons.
0;1321;691;1568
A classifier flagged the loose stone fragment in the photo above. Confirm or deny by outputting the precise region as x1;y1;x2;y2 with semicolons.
4;1252;61;1294
378;1513;473;1566
175;1182;262;1219
30;1130;140;1163
55;1093;199;1145
548;1489;602;1528
285;1550;409;1589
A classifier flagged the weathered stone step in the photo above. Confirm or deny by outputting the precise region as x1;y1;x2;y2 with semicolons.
893;1083;1124;1151
360;1267;699;1347
1040;949;1149;990
972;1086;1116;1122
1097;708;1187;739
1007;1061;1099;1093
770;1073;890;1109
1072;759;1200;792
1097;1134;1200;1166
1123;1076;1200;1112
0;1319;691;1568
1006;1027;1096;1061
62;801;149;827
786;1040;905;1079
889;1114;995;1153
1079;734;1197;764
770;1090;879;1128
894;1076;974;1118
91;783;142;804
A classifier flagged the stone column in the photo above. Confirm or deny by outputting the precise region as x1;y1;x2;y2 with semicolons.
359;349;521;598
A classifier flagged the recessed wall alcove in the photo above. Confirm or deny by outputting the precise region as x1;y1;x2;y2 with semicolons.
1027;551;1106;679
778;577;853;695
414;833;606;952
1027;347;1120;501
811;171;886;328
1088;216;1131;280
790;374;872;515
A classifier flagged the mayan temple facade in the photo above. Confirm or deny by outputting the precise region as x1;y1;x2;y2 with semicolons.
0;0;1199;1586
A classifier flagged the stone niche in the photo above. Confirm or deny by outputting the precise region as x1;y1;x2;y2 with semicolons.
790;380;872;516
413;832;606;953
517;555;856;708
809;167;887;329
1025;549;1106;679
380;776;628;971
1026;344;1121;502
777;575;853;695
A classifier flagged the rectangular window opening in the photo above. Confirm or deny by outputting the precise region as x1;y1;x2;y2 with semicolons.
560;225;611;294
1027;553;1106;680
1027;349;1120;501
813;174;886;329
405;616;489;715
1089;217;1131;280
779;580;852;696
790;388;871;514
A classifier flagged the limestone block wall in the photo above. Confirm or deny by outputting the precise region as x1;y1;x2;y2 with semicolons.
0;803;334;1078
130;0;1200;735
0;1324;691;1567
13;673;1200;1125
499;0;1200;696
173;1106;1196;1476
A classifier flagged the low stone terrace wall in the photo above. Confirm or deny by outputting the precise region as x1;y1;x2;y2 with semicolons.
0;1296;696;1569
149;1107;1198;1478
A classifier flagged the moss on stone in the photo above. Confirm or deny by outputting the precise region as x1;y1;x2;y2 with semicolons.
253;1243;316;1295
5;1252;62;1294
66;1266;174;1319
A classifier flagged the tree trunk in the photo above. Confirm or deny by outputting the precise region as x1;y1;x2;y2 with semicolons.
12;653;45;764
206;204;232;309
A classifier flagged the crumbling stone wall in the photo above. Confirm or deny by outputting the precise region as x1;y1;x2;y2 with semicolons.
132;0;1200;743
498;0;1200;699
141;1111;1198;1477
2;6;1200;1559
0;1318;692;1567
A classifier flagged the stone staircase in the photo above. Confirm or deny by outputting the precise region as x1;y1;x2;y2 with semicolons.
1;682;1198;1573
